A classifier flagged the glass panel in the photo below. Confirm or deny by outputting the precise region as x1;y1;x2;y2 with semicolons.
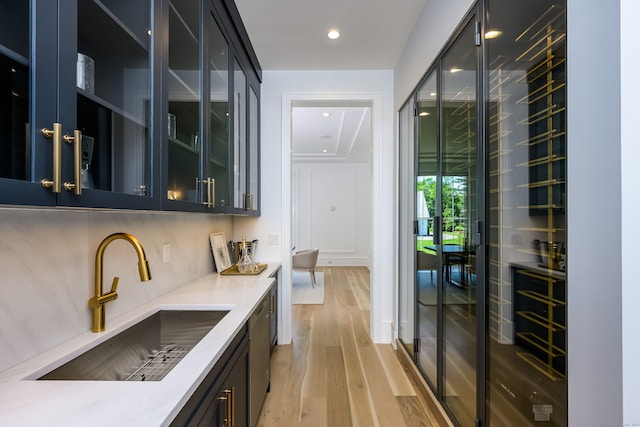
248;86;258;210
0;1;29;181
209;16;229;208
398;100;415;359
416;71;439;389
233;59;246;208
441;20;478;426
167;0;200;202
77;0;151;195
486;1;567;425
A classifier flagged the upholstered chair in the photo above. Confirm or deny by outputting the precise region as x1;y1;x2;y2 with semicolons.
292;249;319;287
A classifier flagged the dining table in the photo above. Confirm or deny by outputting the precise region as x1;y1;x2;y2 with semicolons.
424;244;473;288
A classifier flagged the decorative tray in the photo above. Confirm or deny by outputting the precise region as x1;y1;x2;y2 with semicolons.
220;263;268;275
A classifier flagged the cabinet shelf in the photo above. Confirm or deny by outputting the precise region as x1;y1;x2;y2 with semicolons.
517;153;565;168
518;203;564;210
516;352;565;381
516;80;566;105
516;129;565;147
517;310;565;332
0;45;27;67
516;31;566;63
516;56;566;85
91;0;150;51
169;137;198;154
517;289;564;307
516;332;566;357
517;104;566;126
78;90;146;127
518;179;565;189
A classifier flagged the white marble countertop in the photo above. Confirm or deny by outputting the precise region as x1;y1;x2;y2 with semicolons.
0;263;280;427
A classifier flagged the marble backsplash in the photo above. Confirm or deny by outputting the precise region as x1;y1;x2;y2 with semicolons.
0;207;234;373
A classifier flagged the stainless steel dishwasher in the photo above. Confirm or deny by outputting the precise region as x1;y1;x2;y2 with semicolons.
249;294;270;427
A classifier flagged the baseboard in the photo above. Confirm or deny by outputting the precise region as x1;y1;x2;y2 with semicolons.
317;257;370;267
395;340;456;427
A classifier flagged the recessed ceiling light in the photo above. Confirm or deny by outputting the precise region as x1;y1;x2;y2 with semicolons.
419;112;430;117
322;149;328;153
485;30;502;39
450;67;463;73
430;92;437;97
322;112;331;117
327;30;340;40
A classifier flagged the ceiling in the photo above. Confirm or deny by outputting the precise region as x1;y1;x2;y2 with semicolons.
234;0;426;163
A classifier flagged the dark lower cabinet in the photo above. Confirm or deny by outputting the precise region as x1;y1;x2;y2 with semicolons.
269;279;278;353
171;324;249;427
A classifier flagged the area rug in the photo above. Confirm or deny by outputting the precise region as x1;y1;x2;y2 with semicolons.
292;270;325;304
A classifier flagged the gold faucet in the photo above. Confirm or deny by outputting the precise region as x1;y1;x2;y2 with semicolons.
88;233;152;332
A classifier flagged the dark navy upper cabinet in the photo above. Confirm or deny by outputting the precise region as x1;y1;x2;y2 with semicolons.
0;0;260;214
0;0;161;210
162;0;261;215
0;1;58;206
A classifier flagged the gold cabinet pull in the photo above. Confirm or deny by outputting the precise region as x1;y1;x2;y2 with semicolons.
225;387;234;427
199;177;215;208
218;394;230;427
63;129;83;195
41;123;62;193
208;177;215;208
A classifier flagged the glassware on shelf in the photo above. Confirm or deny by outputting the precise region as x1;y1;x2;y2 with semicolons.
76;53;95;93
237;235;257;273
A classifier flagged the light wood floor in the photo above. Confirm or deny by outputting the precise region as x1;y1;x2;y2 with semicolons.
257;266;444;427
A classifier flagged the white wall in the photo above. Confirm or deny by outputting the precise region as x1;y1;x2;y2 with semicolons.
394;0;475;109
293;163;371;267
235;69;395;345
620;0;640;424
567;1;624;425
0;208;233;373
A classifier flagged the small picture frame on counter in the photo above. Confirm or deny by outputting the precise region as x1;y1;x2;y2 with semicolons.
210;232;232;273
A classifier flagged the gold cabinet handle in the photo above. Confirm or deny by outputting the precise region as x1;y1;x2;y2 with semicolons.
220;388;234;427
199;177;215;208
41;123;62;193
226;387;234;427
208;177;215;208
218;394;230;427
63;129;83;195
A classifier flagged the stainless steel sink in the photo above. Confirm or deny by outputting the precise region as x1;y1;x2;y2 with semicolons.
39;310;229;381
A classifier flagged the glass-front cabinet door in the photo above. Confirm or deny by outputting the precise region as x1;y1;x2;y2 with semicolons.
247;84;259;211
440;19;479;426
232;58;246;210
485;1;567;425
0;1;55;205
208;13;230;210
166;0;203;209
59;0;155;208
0;0;157;209
415;71;440;391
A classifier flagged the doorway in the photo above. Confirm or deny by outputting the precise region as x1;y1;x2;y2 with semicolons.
291;101;372;267
281;91;388;344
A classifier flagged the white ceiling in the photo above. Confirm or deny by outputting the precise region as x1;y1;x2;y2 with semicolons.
235;0;426;70
292;102;371;163
234;0;426;162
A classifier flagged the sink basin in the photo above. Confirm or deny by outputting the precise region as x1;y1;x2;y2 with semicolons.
39;310;229;381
